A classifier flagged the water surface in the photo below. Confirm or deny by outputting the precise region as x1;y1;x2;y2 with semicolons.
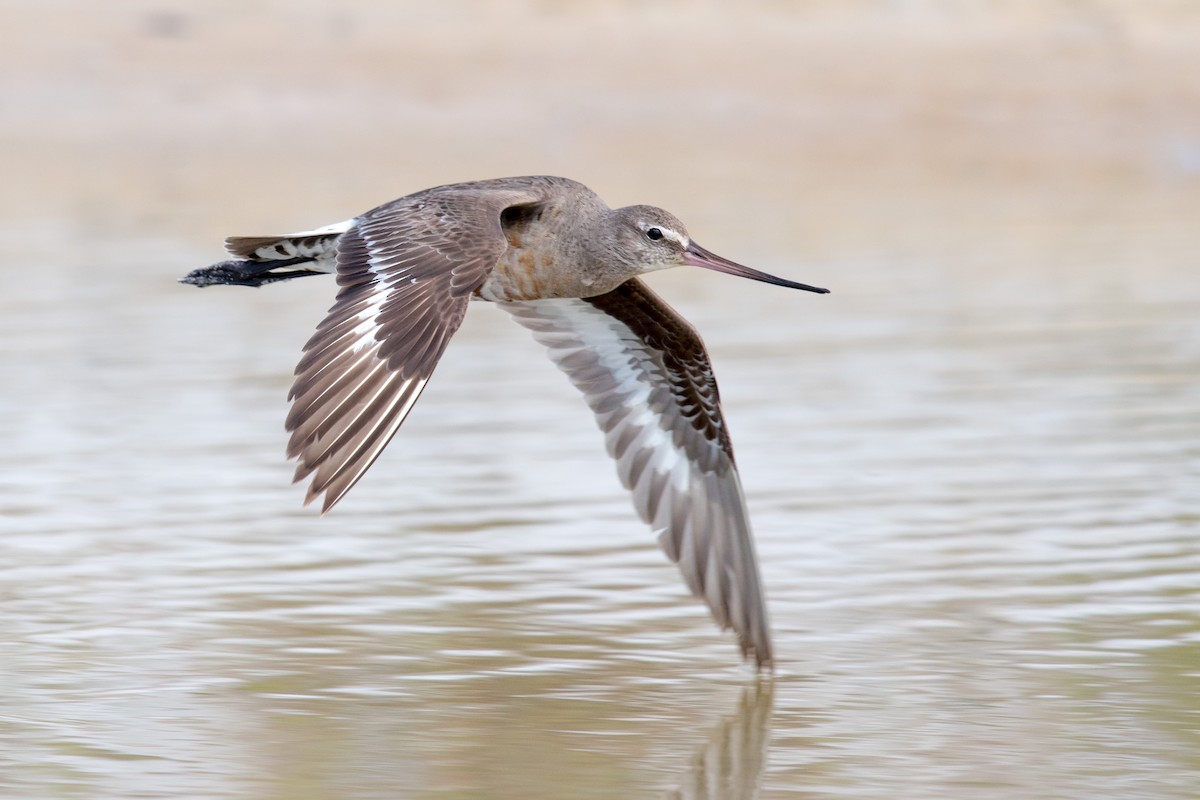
2;221;1197;798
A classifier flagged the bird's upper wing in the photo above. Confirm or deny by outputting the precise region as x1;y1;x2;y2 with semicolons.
286;186;545;512
501;278;773;667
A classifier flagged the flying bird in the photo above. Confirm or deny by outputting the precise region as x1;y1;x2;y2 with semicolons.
182;176;829;668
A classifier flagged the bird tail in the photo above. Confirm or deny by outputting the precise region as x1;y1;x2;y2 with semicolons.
180;219;355;288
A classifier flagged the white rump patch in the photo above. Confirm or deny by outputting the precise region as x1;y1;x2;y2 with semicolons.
283;218;357;238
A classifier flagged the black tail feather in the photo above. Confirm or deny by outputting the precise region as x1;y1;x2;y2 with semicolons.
180;258;325;288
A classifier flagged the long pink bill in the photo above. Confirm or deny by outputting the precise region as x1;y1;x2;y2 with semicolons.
683;242;830;294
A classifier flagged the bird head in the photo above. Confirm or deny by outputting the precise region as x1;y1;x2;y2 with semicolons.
610;205;829;294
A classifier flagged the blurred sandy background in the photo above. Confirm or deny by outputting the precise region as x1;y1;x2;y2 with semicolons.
4;0;1198;272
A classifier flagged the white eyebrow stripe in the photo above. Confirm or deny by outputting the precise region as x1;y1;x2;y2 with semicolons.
644;223;689;248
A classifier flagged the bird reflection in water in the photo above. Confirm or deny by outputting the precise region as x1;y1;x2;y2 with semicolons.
666;682;774;799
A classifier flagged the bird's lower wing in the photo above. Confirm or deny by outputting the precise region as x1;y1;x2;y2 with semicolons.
286;187;545;512
502;278;773;668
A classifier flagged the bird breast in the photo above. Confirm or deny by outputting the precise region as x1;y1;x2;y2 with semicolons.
477;234;608;302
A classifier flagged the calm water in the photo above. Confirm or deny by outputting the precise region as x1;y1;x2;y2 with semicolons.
1;217;1197;799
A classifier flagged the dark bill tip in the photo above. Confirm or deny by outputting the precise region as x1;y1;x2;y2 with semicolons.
683;243;829;294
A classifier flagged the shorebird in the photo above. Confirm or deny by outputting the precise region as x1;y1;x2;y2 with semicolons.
182;176;828;668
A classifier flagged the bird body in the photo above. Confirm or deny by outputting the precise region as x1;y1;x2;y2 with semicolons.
183;176;829;668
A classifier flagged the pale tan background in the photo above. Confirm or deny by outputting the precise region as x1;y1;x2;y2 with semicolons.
5;0;1199;264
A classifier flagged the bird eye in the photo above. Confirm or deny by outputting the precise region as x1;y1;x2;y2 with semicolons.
646;227;664;241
